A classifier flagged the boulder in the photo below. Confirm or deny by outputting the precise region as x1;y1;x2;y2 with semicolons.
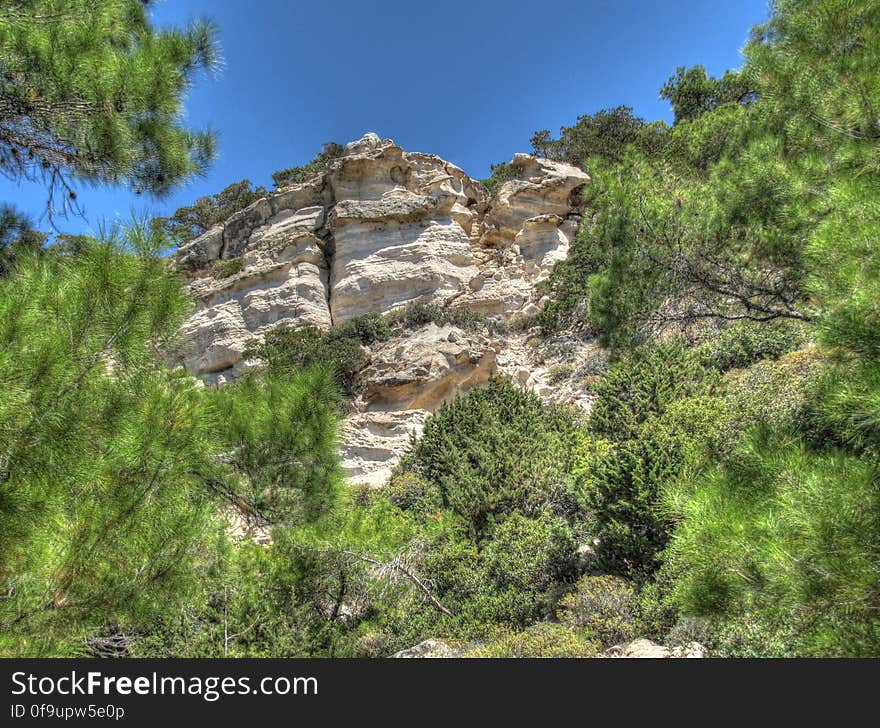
360;323;497;411
603;638;708;658
392;639;456;658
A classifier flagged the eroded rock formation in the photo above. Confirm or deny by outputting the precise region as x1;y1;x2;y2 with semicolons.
176;133;593;485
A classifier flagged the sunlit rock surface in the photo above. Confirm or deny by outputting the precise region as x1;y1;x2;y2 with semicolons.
176;133;592;485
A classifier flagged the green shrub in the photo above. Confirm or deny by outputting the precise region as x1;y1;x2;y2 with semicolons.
576;435;679;577
724;348;825;435
396;378;580;536
666;102;749;170
530;106;665;167
245;313;394;396
697;321;808;372
507;308;541;332
416;514;578;632
247;326;366;396
383;472;443;521
387;300;484;332
211;256;243;279
420;534;486;610
572;342;718;577
331;311;392;346
158;180;267;245
210;368;343;523
557;575;637;647
588;339;711;442
633;577;680;642
548;364;574;384
483;513;578;594
804;356;880;456
468;623;600;658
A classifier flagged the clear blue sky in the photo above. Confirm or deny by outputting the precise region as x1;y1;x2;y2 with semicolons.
1;0;771;236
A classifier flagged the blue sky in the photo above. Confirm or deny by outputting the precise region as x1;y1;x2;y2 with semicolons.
1;0;770;236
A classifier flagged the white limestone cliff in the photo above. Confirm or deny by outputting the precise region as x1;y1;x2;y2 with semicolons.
175;133;593;485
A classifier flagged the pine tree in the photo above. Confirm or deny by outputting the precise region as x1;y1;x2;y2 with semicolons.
0;203;46;275
155;179;268;245
0;0;219;215
0;222;345;655
0;222;219;654
658;0;880;655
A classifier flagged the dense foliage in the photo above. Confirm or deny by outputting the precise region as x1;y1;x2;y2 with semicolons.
4;0;880;659
531;106;668;167
0;0;219;215
244;312;391;396
534;0;880;656
396;378;581;537
0;229;344;656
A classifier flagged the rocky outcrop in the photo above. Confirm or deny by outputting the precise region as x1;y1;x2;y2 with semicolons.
341;323;500;486
177;133;588;375
391;639;458;658
339;409;429;488
176;133;591;484
361;323;497;411
602;639;708;659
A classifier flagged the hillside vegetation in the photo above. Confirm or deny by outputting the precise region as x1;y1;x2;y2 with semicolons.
1;0;879;657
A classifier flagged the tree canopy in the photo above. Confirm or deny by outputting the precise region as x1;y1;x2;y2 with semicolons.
0;0;219;216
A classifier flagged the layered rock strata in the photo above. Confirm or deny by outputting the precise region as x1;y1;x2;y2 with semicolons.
176;133;591;485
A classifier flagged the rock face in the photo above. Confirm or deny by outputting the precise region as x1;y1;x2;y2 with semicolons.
176;133;591;484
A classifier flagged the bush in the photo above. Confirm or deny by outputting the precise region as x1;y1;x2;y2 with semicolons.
530;106;666;167
483;513;578;594
331;311;392;346
420;534;486;611
507;308;540;332
396;378;581;536
557;575;637;647
211;257;243;279
588;339;711;442
697;321;808;372
724;348;825;435
538;226;602;334
383;472;443;521
415;514;578;632
387;300;484;332
704;612;799;658
468;623;600;658
247;326;366;396
548;364;574;384
245;313;393;396
158;180;267;245
633;577;680;642
576;435;680;577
